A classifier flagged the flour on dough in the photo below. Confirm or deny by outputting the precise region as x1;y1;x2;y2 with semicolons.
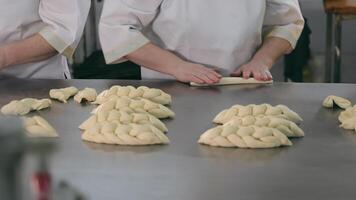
74;88;97;103
23;116;58;138
1;98;51;116
49;86;78;103
323;95;351;109
94;85;172;105
82;122;169;145
198;125;292;148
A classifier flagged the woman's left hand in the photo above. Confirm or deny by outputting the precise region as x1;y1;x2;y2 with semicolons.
231;59;273;81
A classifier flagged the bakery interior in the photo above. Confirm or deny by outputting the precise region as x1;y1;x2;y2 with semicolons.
1;0;356;199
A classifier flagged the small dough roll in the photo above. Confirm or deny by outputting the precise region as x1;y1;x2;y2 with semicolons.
198;125;292;148
224;116;304;137
74;88;97;103
23;116;58;138
94;85;172;105
1;98;51;116
82;122;170;145
49;86;79;103
214;104;303;124
323;95;351;109
338;105;356;132
92;96;175;119
79;110;167;132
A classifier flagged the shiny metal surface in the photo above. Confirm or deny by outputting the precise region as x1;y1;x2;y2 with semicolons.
1;78;356;200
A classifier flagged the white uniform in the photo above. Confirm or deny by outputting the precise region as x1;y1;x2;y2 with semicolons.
99;0;304;79
0;0;90;79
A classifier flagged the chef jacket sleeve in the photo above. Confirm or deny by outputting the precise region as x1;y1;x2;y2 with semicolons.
99;0;163;64
263;0;305;49
38;0;91;59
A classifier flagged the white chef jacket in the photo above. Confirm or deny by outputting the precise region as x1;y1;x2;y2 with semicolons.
99;0;304;79
0;0;90;79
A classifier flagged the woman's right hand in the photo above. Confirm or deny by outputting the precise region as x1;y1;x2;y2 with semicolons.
173;61;222;84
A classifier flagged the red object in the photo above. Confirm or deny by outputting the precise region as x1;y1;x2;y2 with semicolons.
31;172;51;200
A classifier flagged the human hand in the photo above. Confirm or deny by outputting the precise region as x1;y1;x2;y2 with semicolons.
231;59;273;81
173;61;222;84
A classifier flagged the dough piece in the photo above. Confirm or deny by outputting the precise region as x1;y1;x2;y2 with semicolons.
82;122;170;145
94;85;172;105
338;106;356;131
190;77;273;87
224;116;304;137
92;96;175;119
74;88;97;103
23;116;58;138
213;104;303;124
49;86;79;103
198;125;292;148
323;95;351;109
79;110;167;132
1;98;52;116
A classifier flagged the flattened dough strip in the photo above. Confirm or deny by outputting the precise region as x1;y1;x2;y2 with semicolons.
190;77;273;87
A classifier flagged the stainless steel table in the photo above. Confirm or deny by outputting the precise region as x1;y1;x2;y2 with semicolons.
1;78;356;200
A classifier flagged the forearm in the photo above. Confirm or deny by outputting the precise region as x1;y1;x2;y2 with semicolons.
251;37;293;69
0;33;57;69
125;42;184;77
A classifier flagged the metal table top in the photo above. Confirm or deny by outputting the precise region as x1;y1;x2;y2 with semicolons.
1;78;356;200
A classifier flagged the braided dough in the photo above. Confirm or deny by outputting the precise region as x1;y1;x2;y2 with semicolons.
190;77;273;87
1;98;51;116
49;86;79;103
94;85;172;105
338;105;356;131
323;95;351;109
224;116;304;137
198;125;292;148
79;110;167;132
23;116;58;138
92;96;175;119
214;104;303;124
82;122;170;145
74;88;97;103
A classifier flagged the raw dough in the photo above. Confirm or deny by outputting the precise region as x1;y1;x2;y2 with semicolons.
190;77;273;87
79;110;167;132
224;116;304;137
92;96;175;119
74;88;97;103
198;125;292;148
1;98;51;116
323;95;351;109
338;105;356;131
23;116;58;138
49;86;79;103
213;104;303;124
94;85;172;105
82;122;170;145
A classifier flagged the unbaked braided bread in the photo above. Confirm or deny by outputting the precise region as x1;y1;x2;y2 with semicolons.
49;86;79;103
80;110;167;132
23;116;58;137
82;121;170;145
198;125;292;148
213;104;303;124
1;98;51;115
94;85;172;105
339;105;356;131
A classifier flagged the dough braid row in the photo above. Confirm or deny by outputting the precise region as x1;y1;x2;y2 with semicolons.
338;105;356;131
94;85;172;105
213;104;303;124
224;116;304;137
49;86;79;103
1;98;51;115
92;96;175;119
82;122;170;145
198;125;292;148
80;110;167;132
23;116;58;138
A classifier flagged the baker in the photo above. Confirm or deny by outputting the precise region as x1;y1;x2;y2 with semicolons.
99;0;304;84
0;0;90;79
